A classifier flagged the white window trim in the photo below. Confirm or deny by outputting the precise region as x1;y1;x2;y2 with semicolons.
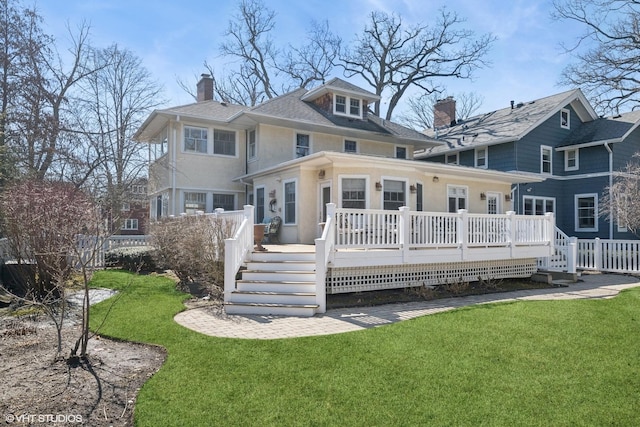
446;152;459;165
415;181;424;212
561;108;570;129
395;145;408;159
338;174;370;209
447;184;468;212
344;139;358;153
522;196;556;215
183;125;209;155
121;218;139;230
380;176;409;210
564;148;579;171
333;94;362;118
475;147;487;169
540;145;553;175
294;132;312;158
248;129;257;161
212;128;238;158
282;178;298;225
575;193;598;232
485;191;502;214
212;192;236;211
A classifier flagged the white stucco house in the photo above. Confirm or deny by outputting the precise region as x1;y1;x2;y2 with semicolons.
134;76;554;316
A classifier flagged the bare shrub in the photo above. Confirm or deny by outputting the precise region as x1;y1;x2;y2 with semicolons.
150;214;236;295
0;179;105;358
441;277;470;295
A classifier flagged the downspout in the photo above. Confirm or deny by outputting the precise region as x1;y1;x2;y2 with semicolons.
605;142;613;238
245;129;249;206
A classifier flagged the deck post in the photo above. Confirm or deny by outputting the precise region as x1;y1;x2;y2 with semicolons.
594;237;602;271
545;212;555;256
457;209;468;261
567;237;578;274
506;211;516;258
399;206;410;262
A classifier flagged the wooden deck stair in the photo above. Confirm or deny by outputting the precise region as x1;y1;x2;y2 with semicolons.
224;249;318;317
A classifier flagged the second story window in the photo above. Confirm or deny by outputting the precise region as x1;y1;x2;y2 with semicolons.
396;146;407;159
296;133;310;158
248;130;256;159
446;153;458;165
184;126;207;153
475;147;487;168
213;129;236;156
344;140;357;153
541;145;552;174
565;149;578;171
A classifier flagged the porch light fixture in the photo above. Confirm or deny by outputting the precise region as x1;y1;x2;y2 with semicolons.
375;181;382;191
318;169;325;178
505;194;512;202
480;192;486;200
432;176;439;183
410;185;417;193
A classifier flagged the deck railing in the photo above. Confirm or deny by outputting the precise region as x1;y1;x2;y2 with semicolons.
224;205;254;301
314;203;337;314
333;208;554;251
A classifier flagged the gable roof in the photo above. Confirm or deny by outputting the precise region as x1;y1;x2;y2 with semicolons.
557;110;640;150
415;89;598;158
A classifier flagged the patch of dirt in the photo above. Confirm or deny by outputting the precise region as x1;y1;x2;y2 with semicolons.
0;306;165;426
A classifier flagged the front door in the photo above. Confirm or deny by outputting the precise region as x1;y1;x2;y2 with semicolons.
486;192;501;214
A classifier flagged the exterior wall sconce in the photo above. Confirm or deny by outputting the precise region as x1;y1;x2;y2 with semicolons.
432;176;439;183
375;181;382;191
409;185;417;193
318;169;325;178
505;194;512;202
480;192;486;200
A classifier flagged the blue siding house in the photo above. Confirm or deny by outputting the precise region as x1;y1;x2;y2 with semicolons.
415;90;640;239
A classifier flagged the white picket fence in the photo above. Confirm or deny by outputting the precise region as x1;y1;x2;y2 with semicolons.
75;234;152;269
577;238;640;273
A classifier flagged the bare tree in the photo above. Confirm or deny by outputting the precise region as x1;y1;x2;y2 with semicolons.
0;0;49;185
600;154;640;235
339;9;494;120
72;44;163;217
398;91;484;130
279;20;342;88
180;0;340;105
219;0;281;101
552;0;640;114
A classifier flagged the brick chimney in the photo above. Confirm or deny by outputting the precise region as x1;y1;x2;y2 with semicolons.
434;96;456;128
196;73;214;102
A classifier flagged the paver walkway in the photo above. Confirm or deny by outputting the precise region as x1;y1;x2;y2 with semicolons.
174;273;640;340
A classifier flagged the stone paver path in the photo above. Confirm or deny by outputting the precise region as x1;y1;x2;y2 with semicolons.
174;273;640;340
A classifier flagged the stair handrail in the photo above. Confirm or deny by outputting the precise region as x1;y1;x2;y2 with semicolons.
224;205;254;303
314;203;336;314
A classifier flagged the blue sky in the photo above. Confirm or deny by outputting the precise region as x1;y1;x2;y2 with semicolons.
36;0;587;117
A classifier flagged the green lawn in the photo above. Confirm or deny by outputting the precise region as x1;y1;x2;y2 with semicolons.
90;270;640;426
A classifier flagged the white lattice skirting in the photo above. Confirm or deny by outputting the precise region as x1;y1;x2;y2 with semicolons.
327;259;537;294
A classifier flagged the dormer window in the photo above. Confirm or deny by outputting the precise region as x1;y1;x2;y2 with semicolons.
334;94;362;118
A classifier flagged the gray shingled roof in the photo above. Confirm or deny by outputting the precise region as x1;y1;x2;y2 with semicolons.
558;110;640;147
246;79;437;144
159;99;247;121
419;89;580;155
